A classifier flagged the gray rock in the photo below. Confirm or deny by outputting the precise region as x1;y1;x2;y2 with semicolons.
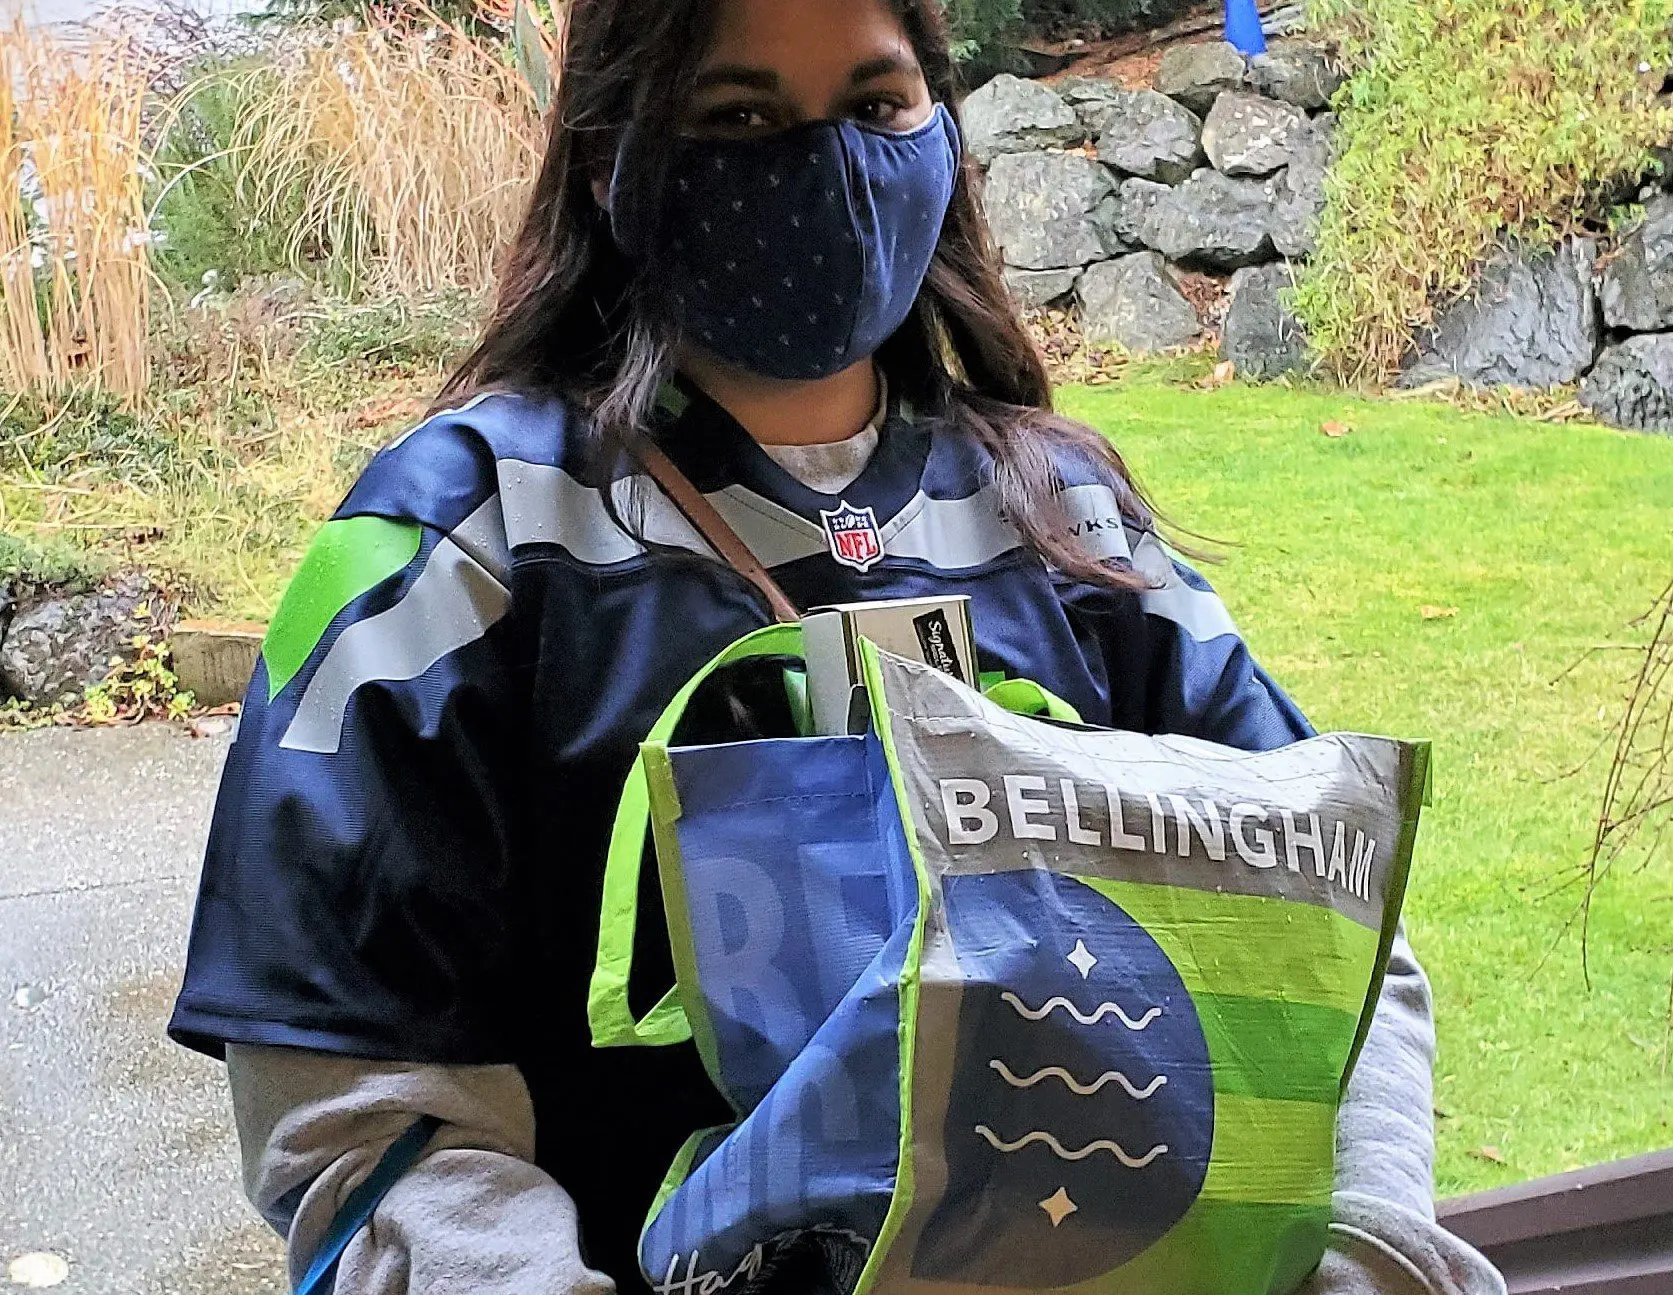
0;573;155;706
1201;92;1310;176
982;151;1117;270
1579;334;1673;434
1221;263;1309;378
1600;195;1673;331
962;74;1082;166
1078;252;1203;352
1155;42;1247;116
1402;239;1600;389
1055;76;1130;138
1248;41;1345;110
1270;113;1336;258
1094;90;1205;184
1005;266;1083;309
1262;3;1309;37
1143;168;1281;270
1091;177;1173;254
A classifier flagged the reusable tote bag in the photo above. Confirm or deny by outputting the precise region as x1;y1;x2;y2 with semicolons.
590;624;1427;1295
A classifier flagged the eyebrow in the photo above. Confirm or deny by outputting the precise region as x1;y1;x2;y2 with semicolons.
691;64;781;94
849;53;919;85
691;52;921;96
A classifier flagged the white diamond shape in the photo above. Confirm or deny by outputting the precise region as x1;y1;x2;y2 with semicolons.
1067;939;1098;979
1039;1187;1078;1227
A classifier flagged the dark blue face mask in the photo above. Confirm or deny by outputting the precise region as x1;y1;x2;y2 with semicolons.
609;103;961;382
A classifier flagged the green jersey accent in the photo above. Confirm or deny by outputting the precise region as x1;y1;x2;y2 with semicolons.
262;516;423;701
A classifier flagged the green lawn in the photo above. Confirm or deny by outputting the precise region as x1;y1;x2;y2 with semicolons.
1060;373;1673;1196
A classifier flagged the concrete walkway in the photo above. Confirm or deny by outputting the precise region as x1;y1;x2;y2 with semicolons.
0;725;285;1294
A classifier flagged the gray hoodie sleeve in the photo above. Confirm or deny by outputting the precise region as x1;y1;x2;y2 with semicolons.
224;1044;614;1295
1302;932;1505;1295
227;933;1503;1295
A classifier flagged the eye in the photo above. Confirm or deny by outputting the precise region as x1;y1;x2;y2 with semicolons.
849;95;909;128
689;101;779;139
847;88;935;133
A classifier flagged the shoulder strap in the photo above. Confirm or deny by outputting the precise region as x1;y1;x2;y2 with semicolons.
629;439;800;625
293;1115;442;1295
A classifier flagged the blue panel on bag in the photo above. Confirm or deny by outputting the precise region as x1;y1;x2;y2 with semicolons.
641;917;912;1293
913;871;1213;1286
669;733;915;1112
644;732;915;1291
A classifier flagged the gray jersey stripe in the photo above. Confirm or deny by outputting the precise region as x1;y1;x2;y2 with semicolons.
448;496;512;587
1132;532;1238;643
1060;484;1134;562
881;482;1131;570
497;460;832;569
498;461;661;564
495;460;1167;589
709;487;828;566
604;476;728;555
883;486;1020;568
279;537;513;755
499;460;713;564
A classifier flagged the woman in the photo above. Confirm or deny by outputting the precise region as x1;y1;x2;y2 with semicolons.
170;1;1503;1293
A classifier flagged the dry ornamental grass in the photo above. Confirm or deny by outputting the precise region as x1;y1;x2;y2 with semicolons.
234;17;546;296
0;21;153;399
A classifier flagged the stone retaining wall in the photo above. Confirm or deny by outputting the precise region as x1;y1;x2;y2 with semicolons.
971;43;1673;436
968;39;1340;377
1406;213;1673;436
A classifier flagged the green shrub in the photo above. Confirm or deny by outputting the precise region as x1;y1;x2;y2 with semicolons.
1292;0;1673;382
84;634;195;724
300;293;480;377
946;0;1024;62
946;0;1193;63
257;0;498;34
0;532;106;596
0;387;201;492
151;64;311;294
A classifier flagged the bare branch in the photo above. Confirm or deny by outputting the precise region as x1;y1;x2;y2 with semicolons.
1578;578;1673;999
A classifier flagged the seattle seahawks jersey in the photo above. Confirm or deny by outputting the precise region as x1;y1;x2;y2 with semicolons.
169;382;1311;1288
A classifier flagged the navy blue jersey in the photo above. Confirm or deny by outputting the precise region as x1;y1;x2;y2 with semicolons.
169;383;1310;1287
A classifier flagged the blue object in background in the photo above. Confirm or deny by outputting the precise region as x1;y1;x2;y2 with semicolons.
1225;0;1267;55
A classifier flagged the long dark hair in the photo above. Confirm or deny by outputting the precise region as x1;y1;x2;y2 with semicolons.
440;0;1156;591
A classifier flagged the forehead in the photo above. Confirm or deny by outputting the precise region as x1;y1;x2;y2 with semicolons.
703;0;916;71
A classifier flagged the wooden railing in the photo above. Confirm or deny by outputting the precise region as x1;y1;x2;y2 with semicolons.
1439;1148;1673;1294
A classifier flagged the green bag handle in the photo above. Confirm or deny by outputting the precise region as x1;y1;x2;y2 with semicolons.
590;623;805;1048
588;626;1083;1048
983;677;1083;724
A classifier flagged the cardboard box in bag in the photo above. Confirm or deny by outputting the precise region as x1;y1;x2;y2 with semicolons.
802;596;977;735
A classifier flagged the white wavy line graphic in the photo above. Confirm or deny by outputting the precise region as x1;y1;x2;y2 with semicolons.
988;1059;1168;1099
1000;992;1162;1030
974;1125;1169;1168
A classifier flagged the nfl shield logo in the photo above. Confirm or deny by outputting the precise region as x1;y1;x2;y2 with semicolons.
821;501;884;572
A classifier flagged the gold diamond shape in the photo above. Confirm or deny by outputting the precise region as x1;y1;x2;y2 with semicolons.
1039;1186;1078;1227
